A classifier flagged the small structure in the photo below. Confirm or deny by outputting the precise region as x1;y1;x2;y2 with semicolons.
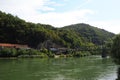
49;47;69;55
0;43;29;49
50;48;58;52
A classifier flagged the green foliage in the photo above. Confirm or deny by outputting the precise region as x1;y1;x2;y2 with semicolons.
63;23;115;45
0;48;48;58
0;11;115;56
58;29;84;48
47;51;54;58
0;48;17;57
10;48;17;56
111;34;120;64
67;50;91;57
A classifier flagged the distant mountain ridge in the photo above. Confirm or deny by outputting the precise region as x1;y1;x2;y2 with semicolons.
0;11;115;49
62;23;115;45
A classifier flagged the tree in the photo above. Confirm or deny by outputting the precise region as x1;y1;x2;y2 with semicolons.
0;11;115;50
111;34;120;64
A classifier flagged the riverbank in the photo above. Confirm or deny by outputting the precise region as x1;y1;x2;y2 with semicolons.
0;47;92;58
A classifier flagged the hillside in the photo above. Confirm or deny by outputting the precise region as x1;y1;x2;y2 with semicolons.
0;11;115;49
62;23;115;45
0;11;86;48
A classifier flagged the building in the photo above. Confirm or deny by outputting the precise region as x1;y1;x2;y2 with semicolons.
0;43;29;49
50;47;69;55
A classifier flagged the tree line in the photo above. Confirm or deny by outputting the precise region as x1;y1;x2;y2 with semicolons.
0;11;115;57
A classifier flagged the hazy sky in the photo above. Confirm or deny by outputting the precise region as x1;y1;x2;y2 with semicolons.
0;0;120;34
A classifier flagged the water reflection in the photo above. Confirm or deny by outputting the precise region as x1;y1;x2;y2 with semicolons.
0;56;118;80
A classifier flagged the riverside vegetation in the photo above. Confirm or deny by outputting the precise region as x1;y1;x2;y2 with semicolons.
0;47;91;58
111;34;120;80
0;11;115;58
111;34;120;64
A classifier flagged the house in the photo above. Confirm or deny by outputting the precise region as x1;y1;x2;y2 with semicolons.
0;43;29;49
49;47;69;55
50;48;58;52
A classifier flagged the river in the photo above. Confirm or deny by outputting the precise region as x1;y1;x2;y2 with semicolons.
0;56;118;80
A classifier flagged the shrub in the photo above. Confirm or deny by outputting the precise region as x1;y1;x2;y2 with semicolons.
111;34;120;64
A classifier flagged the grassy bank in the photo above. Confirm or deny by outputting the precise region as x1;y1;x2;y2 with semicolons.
0;47;92;58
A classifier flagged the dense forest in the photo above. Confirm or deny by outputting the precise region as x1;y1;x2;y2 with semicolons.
111;34;120;64
0;11;115;57
0;11;115;48
63;24;114;45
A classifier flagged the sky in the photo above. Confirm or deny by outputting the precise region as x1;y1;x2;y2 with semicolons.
0;0;120;34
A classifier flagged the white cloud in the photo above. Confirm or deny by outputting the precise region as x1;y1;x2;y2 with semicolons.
0;0;94;27
24;9;94;27
0;0;56;15
87;20;120;34
1;0;119;34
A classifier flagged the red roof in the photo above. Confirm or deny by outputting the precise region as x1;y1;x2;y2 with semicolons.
0;43;29;48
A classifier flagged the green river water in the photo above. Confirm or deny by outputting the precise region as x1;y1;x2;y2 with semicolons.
0;56;118;80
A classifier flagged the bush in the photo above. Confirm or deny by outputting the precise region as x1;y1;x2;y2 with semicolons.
111;34;120;64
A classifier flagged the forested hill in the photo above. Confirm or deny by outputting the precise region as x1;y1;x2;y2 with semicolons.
0;11;115;49
63;24;115;45
0;11;86;48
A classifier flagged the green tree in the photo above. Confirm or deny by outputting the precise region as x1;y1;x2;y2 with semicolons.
111;34;120;64
0;11;115;52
